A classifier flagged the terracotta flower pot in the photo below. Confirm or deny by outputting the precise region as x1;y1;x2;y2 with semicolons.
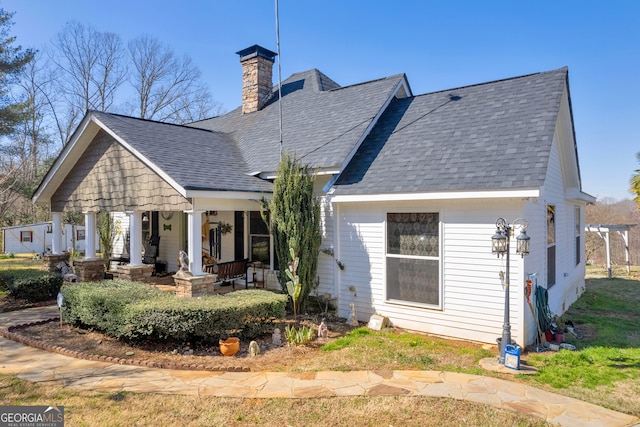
219;337;240;356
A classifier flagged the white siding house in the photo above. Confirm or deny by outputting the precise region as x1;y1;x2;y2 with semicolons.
32;44;593;347
2;222;91;255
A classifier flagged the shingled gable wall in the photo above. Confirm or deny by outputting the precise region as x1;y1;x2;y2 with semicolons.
51;129;191;212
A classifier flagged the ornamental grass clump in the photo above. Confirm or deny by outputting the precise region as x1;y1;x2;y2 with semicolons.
284;324;315;346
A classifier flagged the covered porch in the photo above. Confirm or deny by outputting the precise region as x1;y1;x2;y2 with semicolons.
30;111;276;290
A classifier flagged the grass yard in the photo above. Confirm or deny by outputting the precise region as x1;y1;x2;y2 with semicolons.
0;253;42;269
524;265;640;416
1;257;639;423
0;375;552;427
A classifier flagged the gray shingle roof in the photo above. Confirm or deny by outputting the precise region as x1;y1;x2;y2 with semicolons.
333;67;568;195
190;69;406;174
90;111;273;193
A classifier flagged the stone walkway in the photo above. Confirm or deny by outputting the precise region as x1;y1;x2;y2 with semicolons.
1;306;638;427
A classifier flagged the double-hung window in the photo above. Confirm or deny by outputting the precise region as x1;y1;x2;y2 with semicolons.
20;231;33;243
386;212;441;307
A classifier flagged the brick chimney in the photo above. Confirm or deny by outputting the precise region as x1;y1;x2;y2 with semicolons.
236;45;277;114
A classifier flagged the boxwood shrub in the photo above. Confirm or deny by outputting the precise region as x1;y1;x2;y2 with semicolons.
61;280;167;338
61;280;288;343
8;273;63;303
0;269;51;293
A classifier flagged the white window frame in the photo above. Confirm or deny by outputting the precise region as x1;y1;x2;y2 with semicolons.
384;211;443;310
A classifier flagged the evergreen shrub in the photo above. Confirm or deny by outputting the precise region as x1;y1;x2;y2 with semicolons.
61;281;287;343
10;275;63;302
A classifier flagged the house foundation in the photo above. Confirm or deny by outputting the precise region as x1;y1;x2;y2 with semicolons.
117;264;154;283
173;274;217;297
41;253;71;274
73;258;106;282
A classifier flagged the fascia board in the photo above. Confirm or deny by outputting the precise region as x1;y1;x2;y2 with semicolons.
185;190;272;200
330;188;540;203
565;187;597;204
258;168;341;180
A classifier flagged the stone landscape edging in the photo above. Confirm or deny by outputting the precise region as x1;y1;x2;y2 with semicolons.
1;318;250;372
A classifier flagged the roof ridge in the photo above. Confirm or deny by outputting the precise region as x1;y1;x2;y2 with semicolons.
415;67;568;98
327;73;406;93
90;110;214;133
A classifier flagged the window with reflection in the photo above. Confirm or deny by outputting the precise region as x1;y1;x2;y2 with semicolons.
250;211;270;264
386;212;440;307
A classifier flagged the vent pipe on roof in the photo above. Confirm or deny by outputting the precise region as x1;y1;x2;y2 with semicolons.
236;45;277;114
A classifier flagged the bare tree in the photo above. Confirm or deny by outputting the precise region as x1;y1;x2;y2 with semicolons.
127;35;217;123
15;53;56;173
51;21;127;134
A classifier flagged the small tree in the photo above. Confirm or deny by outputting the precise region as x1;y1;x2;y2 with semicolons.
630;152;640;207
97;211;115;269
264;152;321;311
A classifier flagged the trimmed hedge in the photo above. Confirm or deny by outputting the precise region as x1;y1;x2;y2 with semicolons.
0;269;51;293
61;280;287;343
61;280;165;338
3;272;62;302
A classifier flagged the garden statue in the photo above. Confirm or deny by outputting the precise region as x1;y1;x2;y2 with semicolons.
178;250;190;270
317;319;328;339
272;328;282;346
56;261;77;282
249;340;260;356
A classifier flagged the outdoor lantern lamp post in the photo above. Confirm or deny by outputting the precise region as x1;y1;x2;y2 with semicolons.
491;217;530;364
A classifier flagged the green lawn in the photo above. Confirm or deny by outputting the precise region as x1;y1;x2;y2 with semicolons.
524;266;640;415
1;257;639;420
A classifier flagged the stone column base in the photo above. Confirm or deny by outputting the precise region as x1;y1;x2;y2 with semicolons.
173;273;217;297
73;258;106;282
41;253;71;274
117;264;154;283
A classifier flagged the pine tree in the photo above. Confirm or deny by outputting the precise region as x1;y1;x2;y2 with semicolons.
264;152;322;311
0;9;34;136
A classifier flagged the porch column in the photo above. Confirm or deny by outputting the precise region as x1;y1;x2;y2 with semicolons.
51;212;63;254
186;210;204;275
128;211;143;266
83;211;97;259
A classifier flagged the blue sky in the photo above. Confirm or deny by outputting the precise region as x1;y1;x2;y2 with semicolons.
3;0;639;202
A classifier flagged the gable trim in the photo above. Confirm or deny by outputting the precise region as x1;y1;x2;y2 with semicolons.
32;116;98;204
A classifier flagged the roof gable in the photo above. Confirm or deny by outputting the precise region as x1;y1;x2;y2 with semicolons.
50;128;192;212
33;111;273;205
91;112;272;193
333;68;569;196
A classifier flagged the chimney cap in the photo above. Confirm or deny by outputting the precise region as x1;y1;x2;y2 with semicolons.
236;45;277;62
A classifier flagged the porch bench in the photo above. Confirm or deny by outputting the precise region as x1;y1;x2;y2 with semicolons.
203;258;249;289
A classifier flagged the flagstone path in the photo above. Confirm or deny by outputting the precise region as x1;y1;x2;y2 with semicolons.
1;306;638;427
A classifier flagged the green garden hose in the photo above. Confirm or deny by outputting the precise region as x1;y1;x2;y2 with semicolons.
535;285;552;332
